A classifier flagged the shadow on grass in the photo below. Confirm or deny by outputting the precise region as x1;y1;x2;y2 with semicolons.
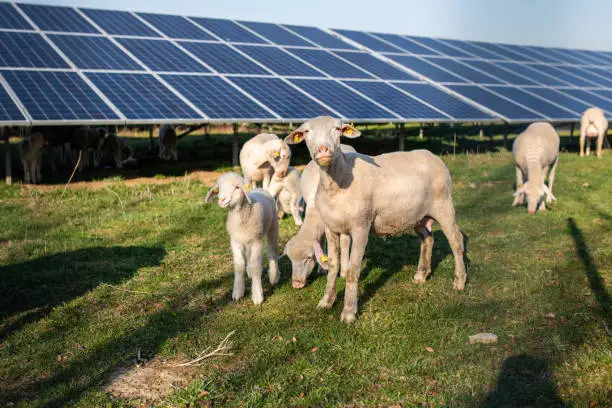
0;246;166;340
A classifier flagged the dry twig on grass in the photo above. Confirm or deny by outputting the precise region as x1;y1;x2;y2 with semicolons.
172;330;235;367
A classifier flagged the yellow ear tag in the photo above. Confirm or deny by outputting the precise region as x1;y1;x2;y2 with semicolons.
321;255;328;262
273;150;280;158
293;134;300;143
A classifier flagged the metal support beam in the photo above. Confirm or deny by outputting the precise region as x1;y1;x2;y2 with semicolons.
232;123;239;167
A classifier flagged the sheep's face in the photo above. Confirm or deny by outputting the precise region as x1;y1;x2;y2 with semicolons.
205;173;251;209
285;116;360;169
267;141;291;178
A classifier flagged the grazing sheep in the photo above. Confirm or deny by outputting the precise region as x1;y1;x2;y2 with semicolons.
205;172;279;305
580;107;608;159
284;144;356;289
512;122;560;214
268;166;304;226
95;127;123;168
159;124;178;161
20;132;44;184
239;133;291;190
285;116;466;323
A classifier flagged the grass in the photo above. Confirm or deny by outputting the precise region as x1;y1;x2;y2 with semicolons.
0;145;610;407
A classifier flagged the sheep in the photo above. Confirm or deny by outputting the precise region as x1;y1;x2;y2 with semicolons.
95;127;123;168
239;133;291;190
205;172;279;305
512;122;560;214
159;124;178;161
285;116;466;323
580;107;608;159
267;166;304;226
20;132;44;184
283;144;356;289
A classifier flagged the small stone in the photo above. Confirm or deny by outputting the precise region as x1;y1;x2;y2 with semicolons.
469;333;498;344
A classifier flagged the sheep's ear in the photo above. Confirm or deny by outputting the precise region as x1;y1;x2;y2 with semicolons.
285;129;305;145
341;122;361;138
205;183;219;203
312;241;329;270
241;183;252;205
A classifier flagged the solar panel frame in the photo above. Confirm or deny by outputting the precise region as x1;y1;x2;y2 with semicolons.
0;2;33;30
17;3;100;34
117;38;211;73
137;12;217;40
0;31;70;69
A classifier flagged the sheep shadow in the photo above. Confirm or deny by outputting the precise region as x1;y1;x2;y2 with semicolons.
0;246;166;340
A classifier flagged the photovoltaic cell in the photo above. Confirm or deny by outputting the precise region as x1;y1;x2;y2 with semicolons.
189;17;266;43
486;86;577;119
161;75;275;119
179;42;269;74
406;36;473;58
447;85;543;120
283;24;356;50
17;3;99;33
424;57;503;84
86;73;200;120
0;83;26;122
394;82;495;120
334;51;418;80
137;13;216;40
286;48;374;79
494;62;569;86
529;64;598;87
333;29;401;53
387;55;467;83
118;38;209;73
0;32;69;69
49;34;143;71
238;21;312;47
370;33;439;55
80;8;160;37
236;45;324;77
3;70;118;121
290;79;396;119
229;76;336;119
522;88;591;116
344;81;447;119
460;60;538;86
0;3;33;30
558;89;612;114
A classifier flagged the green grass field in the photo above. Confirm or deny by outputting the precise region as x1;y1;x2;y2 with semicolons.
0;147;610;407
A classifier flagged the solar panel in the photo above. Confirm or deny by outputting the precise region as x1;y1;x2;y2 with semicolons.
344;81;447;119
137;13;216;40
189;17;266;43
80;8;160;37
333;29;402;53
238;21;312;47
229;76;337;119
0;83;26;122
460;60;538;86
370;33;438;55
557;89;612;114
17;3;99;34
448;85;543;120
286;48;374;79
486;86;577;119
423;57;503;84
236;45;325;77
388;55;467;83
530;64;597;87
406;36;473;58
283;25;356;50
0;32;69;69
179;42;269;74
86;73;200;120
333;51;418;80
3;70;119;121
49;34;143;71
493;62;569;87
118;38;209;73
289;79;396;119
0;2;33;30
395;82;495;120
161;75;275;119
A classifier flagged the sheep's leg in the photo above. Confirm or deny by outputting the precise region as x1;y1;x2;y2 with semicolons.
341;229;369;324
290;197;303;226
596;131;604;159
546;159;558;203
512;166;525;206
339;234;351;278
267;218;279;286
317;228;340;309
248;240;264;305
413;226;434;283
231;239;247;301
437;213;466;290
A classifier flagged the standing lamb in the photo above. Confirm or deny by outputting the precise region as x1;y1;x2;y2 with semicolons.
205;172;279;305
20;132;44;184
512;122;560;214
159;124;178;161
580;107;608;159
268;166;304;226
239;133;291;190
285;116;466;324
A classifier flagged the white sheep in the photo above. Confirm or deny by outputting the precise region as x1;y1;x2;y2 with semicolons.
285;116;466;324
512;122;560;214
159;124;178;161
268;166;304;226
580;107;608;159
20;132;44;184
205;172;279;305
239;133;291;190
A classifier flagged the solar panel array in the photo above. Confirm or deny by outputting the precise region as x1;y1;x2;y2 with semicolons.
0;2;611;126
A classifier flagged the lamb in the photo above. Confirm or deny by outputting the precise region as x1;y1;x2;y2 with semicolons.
580;107;608;159
285;116;466;323
95;127;123;168
159;124;178;161
20;132;44;184
283;144;356;289
512;122;560;214
239;133;291;190
267;166;304;226
205;172;279;305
